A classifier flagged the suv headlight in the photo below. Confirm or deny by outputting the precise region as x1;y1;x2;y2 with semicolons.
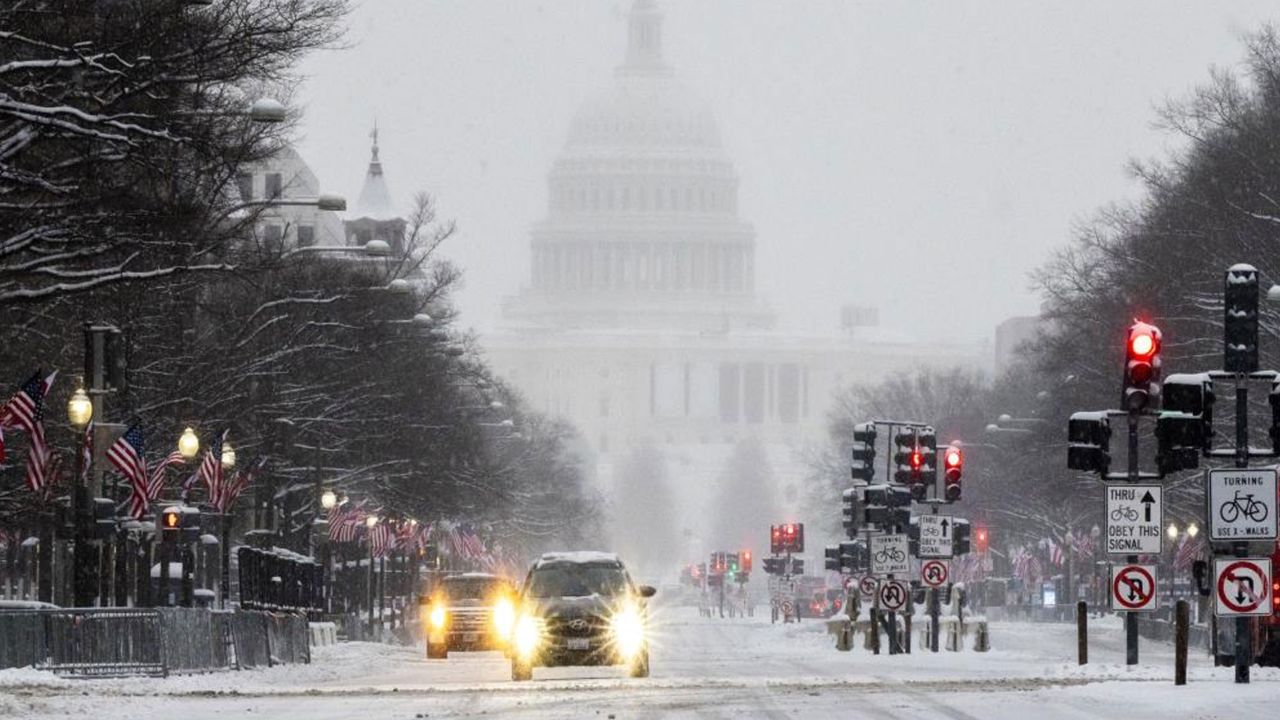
610;605;645;660
513;615;542;660
429;603;447;630
493;596;516;639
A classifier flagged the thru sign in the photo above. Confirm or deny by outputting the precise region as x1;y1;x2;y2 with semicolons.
1104;484;1162;555
1206;468;1277;542
917;515;954;558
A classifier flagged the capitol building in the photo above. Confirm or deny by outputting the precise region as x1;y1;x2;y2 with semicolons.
483;1;984;519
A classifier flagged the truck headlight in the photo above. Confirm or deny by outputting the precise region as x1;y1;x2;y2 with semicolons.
493;597;516;639
610;606;645;661
513;615;542;660
429;603;447;630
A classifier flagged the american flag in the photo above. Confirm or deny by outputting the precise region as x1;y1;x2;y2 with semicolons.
1173;535;1203;572
107;425;151;520
147;451;186;503
370;522;396;557
215;456;263;513
4;371;58;492
198;429;226;506
1047;538;1064;567
327;501;365;542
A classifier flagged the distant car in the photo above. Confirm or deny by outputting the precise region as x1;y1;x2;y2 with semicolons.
509;551;656;681
423;573;517;659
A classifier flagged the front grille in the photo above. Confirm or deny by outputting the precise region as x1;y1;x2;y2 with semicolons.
450;609;488;633
544;613;609;639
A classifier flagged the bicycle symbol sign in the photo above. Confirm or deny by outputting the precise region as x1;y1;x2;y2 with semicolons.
1207;469;1278;541
921;560;949;588
1104;484;1162;555
870;534;910;576
878;580;909;611
1110;564;1157;612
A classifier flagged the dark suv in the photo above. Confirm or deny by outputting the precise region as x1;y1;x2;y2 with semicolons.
423;573;517;659
510;552;655;681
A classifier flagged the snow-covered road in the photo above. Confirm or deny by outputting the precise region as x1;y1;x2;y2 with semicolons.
3;608;1278;719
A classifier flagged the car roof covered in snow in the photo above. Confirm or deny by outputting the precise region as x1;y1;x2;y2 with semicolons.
535;551;623;568
445;572;503;581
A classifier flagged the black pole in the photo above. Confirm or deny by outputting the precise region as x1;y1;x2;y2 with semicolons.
1175;598;1189;685
929;587;940;652
1233;380;1251;684
220;514;232;609
1126;413;1139;666
1077;600;1088;665
158;537;170;606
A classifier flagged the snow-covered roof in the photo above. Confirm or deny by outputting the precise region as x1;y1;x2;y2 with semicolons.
536;551;623;567
352;129;398;221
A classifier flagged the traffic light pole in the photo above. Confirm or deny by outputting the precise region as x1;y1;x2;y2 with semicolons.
1232;376;1251;685
1125;412;1139;666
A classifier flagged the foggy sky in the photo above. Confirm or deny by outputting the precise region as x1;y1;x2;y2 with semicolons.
295;1;1279;346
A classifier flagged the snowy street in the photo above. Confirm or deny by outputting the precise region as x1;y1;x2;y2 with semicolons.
4;607;1278;719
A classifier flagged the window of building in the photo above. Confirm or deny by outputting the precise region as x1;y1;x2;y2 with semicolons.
263;225;284;253
264;173;283;199
296;225;315;247
743;363;765;423
719;363;740;423
235;172;253;202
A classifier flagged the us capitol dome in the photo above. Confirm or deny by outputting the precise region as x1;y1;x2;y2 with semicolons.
501;0;774;332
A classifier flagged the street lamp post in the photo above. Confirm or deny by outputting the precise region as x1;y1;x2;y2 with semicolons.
320;490;337;615
67;385;95;607
366;515;378;635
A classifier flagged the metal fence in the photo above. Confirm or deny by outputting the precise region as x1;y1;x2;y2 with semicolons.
0;607;310;676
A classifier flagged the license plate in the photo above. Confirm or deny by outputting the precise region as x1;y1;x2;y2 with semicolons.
462;633;479;642
566;638;590;650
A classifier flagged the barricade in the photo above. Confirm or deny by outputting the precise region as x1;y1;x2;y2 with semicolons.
309;622;337;647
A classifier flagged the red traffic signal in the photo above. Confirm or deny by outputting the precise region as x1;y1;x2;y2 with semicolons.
740;550;752;573
909;449;923;470
1124;321;1162;411
975;526;989;553
944;444;963;480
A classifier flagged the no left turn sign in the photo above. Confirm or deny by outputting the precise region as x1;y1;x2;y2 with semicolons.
1110;564;1157;612
878;580;909;612
1214;558;1273;616
921;560;949;588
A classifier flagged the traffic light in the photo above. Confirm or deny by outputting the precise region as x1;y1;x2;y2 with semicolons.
740;550;752;573
1163;373;1214;452
790;558;804;576
161;507;181;542
775;523;805;553
1067;411;1111;474
92;498;116;539
824;545;841;572
763;557;785;575
727;552;740;574
953;519;972;555
1123;321;1162;412
851;422;877;482
864;484;911;509
943;442;963;502
838;540;866;572
975;525;989;553
1155;411;1202;476
918;426;937;493
906;516;920;557
1224;264;1259;373
841;487;864;537
893;428;921;485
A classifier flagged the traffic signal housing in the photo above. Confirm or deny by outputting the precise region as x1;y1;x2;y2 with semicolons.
161;507;182;542
851;422;877;482
1067;411;1111;474
974;525;989;553
1163;373;1213;452
824;545;841;572
917;427;937;498
953;519;972;555
841;487;864;538
1123;321;1162;412
740;550;752;573
1224;264;1259;373
893;428;922;486
1155;411;1203;476
943;442;963;502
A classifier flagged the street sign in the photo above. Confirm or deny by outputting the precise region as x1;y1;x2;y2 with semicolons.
1206;468;1277;542
1110;564;1158;612
870;534;910;576
917;514;954;558
1042;581;1056;607
878;579;909;612
1104;484;1162;555
858;575;879;599
921;559;949;588
1214;558;1273;616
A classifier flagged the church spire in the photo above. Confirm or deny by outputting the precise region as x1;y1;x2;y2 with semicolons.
618;0;671;77
354;121;394;220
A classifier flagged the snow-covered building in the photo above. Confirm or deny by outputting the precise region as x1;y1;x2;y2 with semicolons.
236;145;345;249
482;0;985;517
344;125;407;254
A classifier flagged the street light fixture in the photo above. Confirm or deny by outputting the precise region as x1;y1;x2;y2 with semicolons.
1187;521;1199;538
412;313;434;327
220;440;236;470
248;98;287;123
321;490;337;510
67;387;93;428
179;427;200;460
1167;522;1179;541
366;515;379;528
387;278;412;295
364;239;392;257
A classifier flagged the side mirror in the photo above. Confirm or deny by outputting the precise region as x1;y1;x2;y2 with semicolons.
638;585;657;598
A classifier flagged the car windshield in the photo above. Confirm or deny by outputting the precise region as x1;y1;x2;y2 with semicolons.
444;578;505;600
525;563;629;598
